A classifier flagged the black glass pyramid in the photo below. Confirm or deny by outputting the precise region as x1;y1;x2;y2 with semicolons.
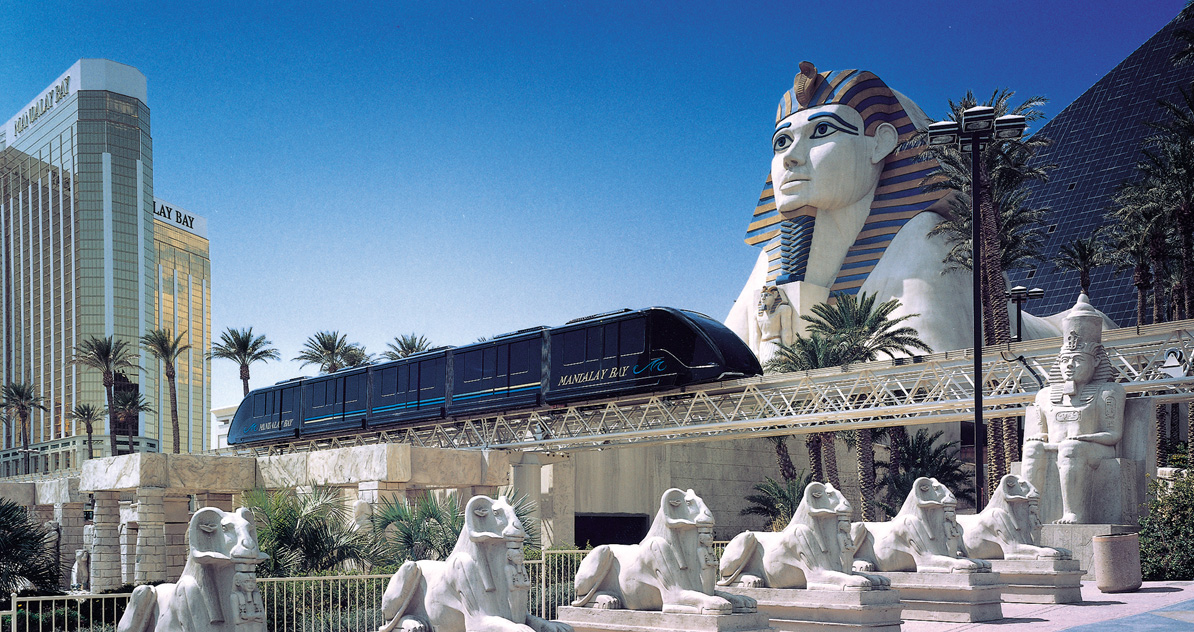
1009;10;1194;326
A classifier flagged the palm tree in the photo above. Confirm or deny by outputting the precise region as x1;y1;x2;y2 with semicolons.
876;429;975;514
765;333;843;373
765;436;800;481
112;390;153;455
1106;178;1173;325
1171;1;1194;66
1052;231;1109;297
739;473;814;531
922;90;1053;346
294;331;354;374
73;336;138;456
0;499;60;594
141;329;191;454
343;344;373;368
70;404;105;461
372;492;464;563
1138;92;1194;318
210;327;280;397
2;383;47;474
802;292;934;362
382;334;432;361
242;485;373;576
0;411;12;450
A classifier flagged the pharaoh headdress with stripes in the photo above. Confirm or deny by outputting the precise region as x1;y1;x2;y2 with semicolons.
746;62;947;294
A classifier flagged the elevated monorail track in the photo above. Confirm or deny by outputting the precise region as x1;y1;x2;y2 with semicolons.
217;321;1194;456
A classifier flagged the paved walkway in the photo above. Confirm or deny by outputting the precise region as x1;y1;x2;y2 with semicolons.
903;581;1194;632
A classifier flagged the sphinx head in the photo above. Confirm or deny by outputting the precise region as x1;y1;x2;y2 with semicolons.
770;62;912;218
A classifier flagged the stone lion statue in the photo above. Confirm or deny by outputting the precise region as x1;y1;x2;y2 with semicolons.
572;488;756;614
377;495;570;632
71;548;90;591
850;477;987;573
117;507;270;632
955;474;1071;560
718;482;888;590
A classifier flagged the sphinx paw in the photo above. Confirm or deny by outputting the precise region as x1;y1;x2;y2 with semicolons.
590;595;621;610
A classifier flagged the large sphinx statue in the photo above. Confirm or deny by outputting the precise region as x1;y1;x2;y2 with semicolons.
718;482;888;590
571;488;756;614
955;474;1070;560
1022;292;1126;524
117;507;269;632
850;477;988;573
725;62;1061;362
378;495;570;632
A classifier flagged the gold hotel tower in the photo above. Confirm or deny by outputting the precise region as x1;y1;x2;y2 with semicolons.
0;59;210;476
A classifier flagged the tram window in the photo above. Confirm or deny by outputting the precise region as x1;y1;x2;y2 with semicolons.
587;327;603;361
483;347;497;380
464;351;482;384
330;379;342;403
421;360;441;395
265;391;275;415
253;393;266;417
313;382;326;407
620;319;645;356
380;368;397;397
281;388;296;413
345;374;362;403
604;324;619;359
397;365;409;395
496;345;508;378
510;341;534;377
563;330;585;366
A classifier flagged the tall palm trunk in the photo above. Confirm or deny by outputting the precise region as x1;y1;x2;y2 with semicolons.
888;426;906;477
166;363;180;454
1002;417;1020;464
104;376;117;457
1170;403;1181;459
1179;201;1194;319
806;434;824;483
768;436;799;481
821;432;840;489
86;425;94;460
19;411;30;474
856;428;876;520
1133;264;1151;327
240;363;251;397
977;165;1010;345
988;422;1006;497
1156;404;1168;464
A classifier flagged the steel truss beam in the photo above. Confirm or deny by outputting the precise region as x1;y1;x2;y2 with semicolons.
223;322;1194;457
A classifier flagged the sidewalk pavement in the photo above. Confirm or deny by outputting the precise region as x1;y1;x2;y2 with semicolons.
902;581;1194;632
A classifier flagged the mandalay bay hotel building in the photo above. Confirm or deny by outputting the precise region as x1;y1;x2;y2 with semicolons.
0;59;211;476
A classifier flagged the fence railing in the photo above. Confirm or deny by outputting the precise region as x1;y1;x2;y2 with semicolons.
5;592;130;632
3;546;730;631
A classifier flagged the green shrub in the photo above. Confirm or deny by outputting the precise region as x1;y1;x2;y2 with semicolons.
1139;470;1194;580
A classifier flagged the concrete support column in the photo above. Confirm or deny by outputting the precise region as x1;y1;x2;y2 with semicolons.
511;454;543;539
541;459;576;548
120;522;137;584
90;491;121;591
164;495;191;581
134;487;166;584
57;502;86;589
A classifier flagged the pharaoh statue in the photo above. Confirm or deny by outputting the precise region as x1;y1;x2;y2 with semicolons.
725;62;1061;362
1022;292;1126;524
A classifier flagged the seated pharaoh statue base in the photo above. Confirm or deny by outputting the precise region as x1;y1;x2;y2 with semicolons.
1021;293;1126;525
718;482;889;590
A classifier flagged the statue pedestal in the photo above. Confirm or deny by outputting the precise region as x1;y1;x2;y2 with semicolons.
1038;524;1135;581
880;572;1004;622
720;586;902;632
987;559;1083;604
555;607;771;632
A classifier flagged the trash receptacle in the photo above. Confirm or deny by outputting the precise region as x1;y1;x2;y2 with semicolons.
1092;532;1142;593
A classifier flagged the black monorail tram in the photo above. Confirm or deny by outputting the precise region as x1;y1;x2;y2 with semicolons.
227;307;762;445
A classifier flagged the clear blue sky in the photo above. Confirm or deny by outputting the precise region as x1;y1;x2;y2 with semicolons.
1;1;1185;411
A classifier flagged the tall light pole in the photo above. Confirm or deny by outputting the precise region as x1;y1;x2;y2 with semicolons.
927;107;1026;504
1005;285;1045;342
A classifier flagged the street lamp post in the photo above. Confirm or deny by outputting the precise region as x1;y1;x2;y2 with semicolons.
1005;285;1045;342
927;107;1026;504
